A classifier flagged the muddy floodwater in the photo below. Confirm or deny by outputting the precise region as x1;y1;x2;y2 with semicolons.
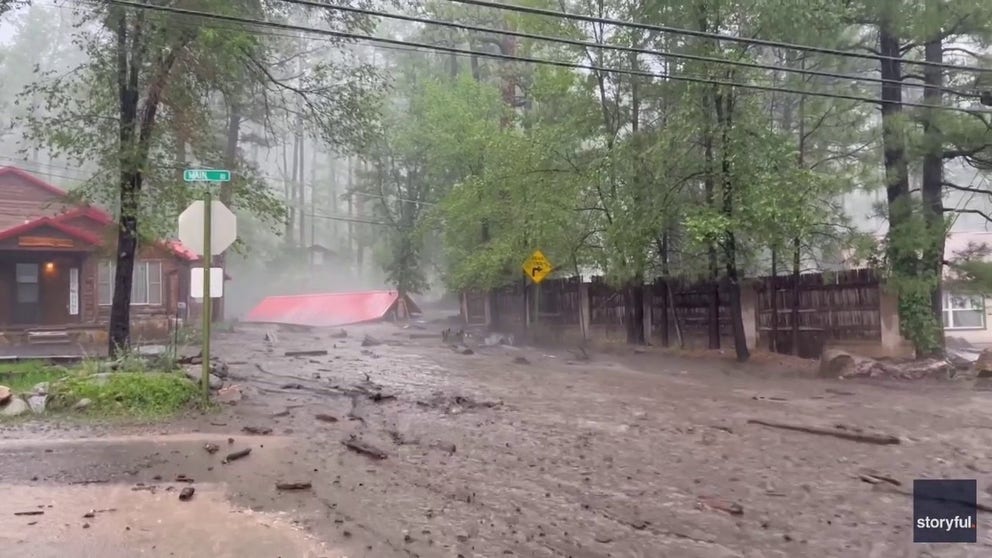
4;322;992;557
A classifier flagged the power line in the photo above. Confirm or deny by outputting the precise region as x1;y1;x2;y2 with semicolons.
443;0;992;74
102;0;992;115
307;210;390;226
276;0;972;96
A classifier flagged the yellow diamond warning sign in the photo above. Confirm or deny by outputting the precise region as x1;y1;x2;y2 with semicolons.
522;250;553;284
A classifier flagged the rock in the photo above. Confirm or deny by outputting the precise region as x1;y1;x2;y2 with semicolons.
895;359;954;380
819;349;878;379
210;360;229;379
361;334;381;347
204;443;220;454
947;351;975;372
483;333;513;346
72;398;92;411
513;356;530;365
32;382;49;396
977;349;992;377
214;385;243;404
183;366;222;389
820;349;954;380
1;396;29;417
330;329;348;339
27;395;47;414
179;487;195;501
0;385;11;405
137;344;168;356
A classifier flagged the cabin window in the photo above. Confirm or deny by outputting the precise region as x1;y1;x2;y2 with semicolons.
98;260;163;306
942;292;986;330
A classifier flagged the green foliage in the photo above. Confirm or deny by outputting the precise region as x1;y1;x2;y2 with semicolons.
883;204;945;355
50;372;198;417
0;355;197;418
0;361;68;394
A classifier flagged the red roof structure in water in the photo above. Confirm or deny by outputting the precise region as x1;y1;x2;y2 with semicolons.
243;290;420;328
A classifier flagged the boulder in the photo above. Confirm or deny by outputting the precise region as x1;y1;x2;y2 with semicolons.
32;382;50;396
819;349;879;379
0;385;11;405
1;396;29;417
28;394;47;414
361;334;382;347
884;359;954;380
184;366;223;389
72;398;92;411
210;359;229;379
214;385;243;404
976;349;992;378
819;349;954;381
947;350;977;371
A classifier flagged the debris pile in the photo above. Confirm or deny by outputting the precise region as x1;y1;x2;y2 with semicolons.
819;349;958;381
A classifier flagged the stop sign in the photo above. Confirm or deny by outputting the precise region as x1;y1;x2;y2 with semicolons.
177;200;237;256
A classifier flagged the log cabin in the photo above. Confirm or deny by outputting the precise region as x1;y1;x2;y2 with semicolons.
0;166;204;350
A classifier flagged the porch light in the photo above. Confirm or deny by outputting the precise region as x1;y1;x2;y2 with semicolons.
44;262;55;273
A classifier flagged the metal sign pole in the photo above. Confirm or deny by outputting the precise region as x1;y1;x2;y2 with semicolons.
201;191;213;400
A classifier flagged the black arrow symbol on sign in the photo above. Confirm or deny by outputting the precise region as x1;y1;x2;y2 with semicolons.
531;266;542;277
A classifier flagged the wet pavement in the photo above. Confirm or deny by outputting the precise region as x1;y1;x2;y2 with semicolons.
4;322;992;557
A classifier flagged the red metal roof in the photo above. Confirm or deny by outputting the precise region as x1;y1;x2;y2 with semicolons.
244;291;416;327
0;215;104;245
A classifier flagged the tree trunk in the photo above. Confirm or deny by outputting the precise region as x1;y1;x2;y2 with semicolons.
878;24;911;258
624;281;646;345
715;87;749;362
108;13;186;356
283;137;294;241
921;33;945;356
704;136;720;350
213;102;241;323
298;130;306;246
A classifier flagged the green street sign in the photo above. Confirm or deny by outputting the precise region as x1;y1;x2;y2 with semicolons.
183;169;231;182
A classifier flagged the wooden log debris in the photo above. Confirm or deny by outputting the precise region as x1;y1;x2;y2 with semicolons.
284;349;329;357
222;448;252;464
747;418;900;445
342;436;387;460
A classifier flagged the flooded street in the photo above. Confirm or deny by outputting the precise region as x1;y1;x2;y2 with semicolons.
5;323;992;557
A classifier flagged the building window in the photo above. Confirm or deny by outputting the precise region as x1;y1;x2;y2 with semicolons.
98;260;163;306
942;292;986;330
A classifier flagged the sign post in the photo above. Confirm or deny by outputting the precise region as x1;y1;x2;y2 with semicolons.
201;190;212;398
522;250;553;327
179;169;235;400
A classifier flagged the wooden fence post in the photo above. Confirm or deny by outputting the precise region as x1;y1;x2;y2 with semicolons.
483;291;492;327
579;281;590;341
642;284;653;343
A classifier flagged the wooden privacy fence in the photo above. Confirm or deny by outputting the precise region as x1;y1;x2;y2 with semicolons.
464;268;883;359
756;268;881;358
